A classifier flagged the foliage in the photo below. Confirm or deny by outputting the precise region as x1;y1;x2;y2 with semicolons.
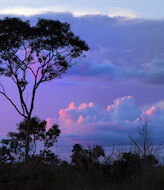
0;145;161;190
71;144;105;169
0;117;61;163
0;17;89;119
0;17;89;161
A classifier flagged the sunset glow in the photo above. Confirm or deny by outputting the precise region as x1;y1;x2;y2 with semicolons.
0;1;163;149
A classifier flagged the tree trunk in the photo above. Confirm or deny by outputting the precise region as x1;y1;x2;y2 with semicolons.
25;118;30;164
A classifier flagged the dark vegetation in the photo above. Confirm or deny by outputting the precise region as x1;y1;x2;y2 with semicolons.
0;117;163;190
0;17;163;189
0;17;89;163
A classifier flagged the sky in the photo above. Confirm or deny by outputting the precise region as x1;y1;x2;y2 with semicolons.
0;1;164;153
1;0;164;19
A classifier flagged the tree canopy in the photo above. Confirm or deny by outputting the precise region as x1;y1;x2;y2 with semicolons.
0;17;89;119
1;117;61;163
0;17;89;162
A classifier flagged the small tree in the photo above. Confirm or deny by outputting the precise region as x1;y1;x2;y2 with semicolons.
129;117;161;159
71;144;84;167
1;116;61;164
0;17;89;162
71;144;105;169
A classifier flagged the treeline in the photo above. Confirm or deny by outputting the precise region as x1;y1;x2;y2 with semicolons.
0;117;163;190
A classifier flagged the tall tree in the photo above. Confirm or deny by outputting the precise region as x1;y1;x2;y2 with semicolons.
0;17;89;162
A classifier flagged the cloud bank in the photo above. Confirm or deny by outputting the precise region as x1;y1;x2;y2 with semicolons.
46;96;164;148
0;12;163;85
14;12;164;85
0;13;163;151
0;6;137;18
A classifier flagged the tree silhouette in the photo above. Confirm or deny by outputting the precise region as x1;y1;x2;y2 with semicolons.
1;116;61;164
129;117;161;158
71;144;84;167
71;144;105;169
0;17;89;162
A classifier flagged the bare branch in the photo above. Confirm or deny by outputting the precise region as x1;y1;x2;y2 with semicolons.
128;135;143;155
0;90;25;118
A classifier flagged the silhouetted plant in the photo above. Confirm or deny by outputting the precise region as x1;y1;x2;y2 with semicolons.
88;145;105;163
0;146;14;164
1;117;61;164
0;17;89;162
0;142;162;190
129;117;161;160
113;152;141;176
71;144;105;170
71;144;84;167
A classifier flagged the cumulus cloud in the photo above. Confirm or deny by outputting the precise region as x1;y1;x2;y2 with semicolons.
0;12;164;85
107;7;137;18
0;12;163;149
0;6;137;18
105;96;141;121
46;96;164;148
143;59;164;84
68;47;164;85
153;100;164;110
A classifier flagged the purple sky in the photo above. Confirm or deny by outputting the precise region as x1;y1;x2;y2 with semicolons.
0;13;164;150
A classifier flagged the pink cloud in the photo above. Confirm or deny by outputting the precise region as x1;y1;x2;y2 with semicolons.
105;96;141;121
77;115;85;124
145;106;160;118
46;96;164;146
45;118;57;130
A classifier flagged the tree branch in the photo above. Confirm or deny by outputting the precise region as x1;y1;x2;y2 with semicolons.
0;90;26;118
